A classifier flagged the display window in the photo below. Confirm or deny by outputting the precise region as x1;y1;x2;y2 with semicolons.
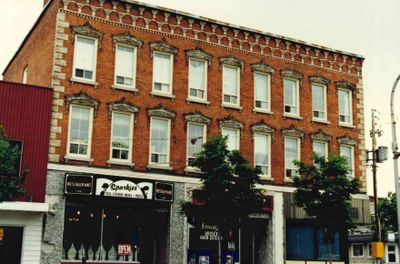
0;226;23;264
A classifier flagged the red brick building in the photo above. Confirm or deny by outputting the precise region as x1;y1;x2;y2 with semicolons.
0;81;52;264
3;0;369;263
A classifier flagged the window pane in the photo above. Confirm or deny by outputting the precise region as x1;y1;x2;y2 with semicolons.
69;106;91;155
153;53;171;90
189;59;205;98
284;79;297;114
151;119;169;164
223;66;238;98
339;90;351;123
222;128;239;151
111;113;131;160
187;123;204;164
75;36;95;72
255;73;269;108
254;134;269;175
285;137;298;176
312;84;325;119
115;45;134;84
313;141;327;158
340;145;353;177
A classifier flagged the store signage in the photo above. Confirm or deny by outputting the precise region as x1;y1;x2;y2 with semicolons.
199;223;221;241
65;174;93;195
95;178;153;200
117;244;131;255
155;182;174;202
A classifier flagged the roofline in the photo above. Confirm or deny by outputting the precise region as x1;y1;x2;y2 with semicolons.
123;0;364;60
2;0;54;77
0;80;53;91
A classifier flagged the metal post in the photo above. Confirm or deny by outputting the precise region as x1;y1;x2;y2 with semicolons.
390;74;400;258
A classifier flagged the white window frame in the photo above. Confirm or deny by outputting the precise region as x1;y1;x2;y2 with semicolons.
351;243;365;258
113;43;137;91
66;105;94;161
340;144;355;178
188;58;208;103
72;35;98;84
109;111;134;164
312;140;328;159
253;133;271;178
222;65;241;108
386;244;398;263
149;117;171;167
284;136;301;179
221;127;240;151
152;51;174;97
186;122;207;168
283;77;300;117
22;66;28;84
338;88;353;126
312;83;328;122
254;71;271;113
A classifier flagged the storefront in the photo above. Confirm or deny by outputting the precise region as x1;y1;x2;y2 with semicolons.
62;174;174;264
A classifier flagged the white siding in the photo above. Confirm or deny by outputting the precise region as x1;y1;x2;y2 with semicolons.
0;211;44;264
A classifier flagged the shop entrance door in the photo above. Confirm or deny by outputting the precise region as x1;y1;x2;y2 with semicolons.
240;218;268;264
0;226;23;264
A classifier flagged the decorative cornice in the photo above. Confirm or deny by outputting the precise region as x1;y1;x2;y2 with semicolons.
336;81;356;90
71;22;104;47
251;62;275;74
147;104;176;119
219;56;244;73
218;115;243;130
65;91;99;116
309;76;330;86
150;40;178;56
185;48;212;65
281;126;304;139
251;121;275;135
112;32;143;53
311;129;332;142
108;98;139;119
281;69;303;80
184;111;211;125
338;136;358;146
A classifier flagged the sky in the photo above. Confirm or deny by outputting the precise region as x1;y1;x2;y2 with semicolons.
1;0;400;197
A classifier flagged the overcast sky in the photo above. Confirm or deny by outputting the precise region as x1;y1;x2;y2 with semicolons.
1;0;399;197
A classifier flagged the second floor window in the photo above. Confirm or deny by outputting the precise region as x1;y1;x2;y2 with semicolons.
254;133;270;177
189;59;207;100
187;123;206;167
150;118;170;165
340;144;354;178
338;89;352;125
73;36;97;81
222;65;240;106
153;52;172;94
285;137;299;178
110;112;133;162
68;105;93;158
284;78;299;116
313;140;328;159
312;84;327;121
114;44;136;88
254;72;270;111
222;127;240;151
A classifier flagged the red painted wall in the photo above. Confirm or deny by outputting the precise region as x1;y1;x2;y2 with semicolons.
0;81;52;202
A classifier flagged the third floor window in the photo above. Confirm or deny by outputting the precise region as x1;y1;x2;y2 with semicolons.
73;35;97;82
338;89;352;125
114;44;137;89
312;84;327;121
254;72;271;112
153;52;173;95
222;65;240;106
284;78;299;116
188;59;207;101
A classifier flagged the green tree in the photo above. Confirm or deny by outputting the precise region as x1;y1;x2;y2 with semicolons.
294;154;359;264
379;192;397;233
181;135;264;264
0;125;27;202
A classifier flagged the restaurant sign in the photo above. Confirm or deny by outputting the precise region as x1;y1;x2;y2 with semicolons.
95;178;153;200
65;174;93;195
155;182;174;202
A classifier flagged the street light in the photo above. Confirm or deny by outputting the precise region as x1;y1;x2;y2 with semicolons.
390;74;400;256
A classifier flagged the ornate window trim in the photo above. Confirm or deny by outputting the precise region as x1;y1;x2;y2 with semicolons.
281;126;304;139
219;56;244;73
309;76;330;86
71;23;103;48
336;81;356;91
311;129;332;142
184;111;211;125
112;33;143;55
219;116;243;135
147;104;176;119
251;62;275;74
150;40;178;57
281;69;303;80
108;98;139;119
338;136;358;146
65;91;99;117
251;121;275;138
185;48;212;65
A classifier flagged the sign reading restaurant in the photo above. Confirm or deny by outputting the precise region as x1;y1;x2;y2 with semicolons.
65;174;174;202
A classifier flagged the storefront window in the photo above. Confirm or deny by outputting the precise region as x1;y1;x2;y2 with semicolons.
0;226;23;264
63;201;168;263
